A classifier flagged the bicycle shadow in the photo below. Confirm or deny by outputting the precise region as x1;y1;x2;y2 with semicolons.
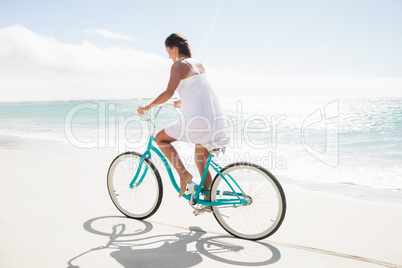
67;215;281;267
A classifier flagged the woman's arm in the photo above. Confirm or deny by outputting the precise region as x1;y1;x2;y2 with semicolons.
138;62;182;115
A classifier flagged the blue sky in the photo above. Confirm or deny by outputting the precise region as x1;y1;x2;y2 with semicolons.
0;0;401;101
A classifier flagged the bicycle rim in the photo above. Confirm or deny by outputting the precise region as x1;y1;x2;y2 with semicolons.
107;152;162;219
211;162;286;240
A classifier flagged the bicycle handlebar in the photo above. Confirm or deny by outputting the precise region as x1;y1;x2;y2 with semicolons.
138;103;174;122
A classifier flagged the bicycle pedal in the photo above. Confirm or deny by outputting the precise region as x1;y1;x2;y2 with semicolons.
184;181;195;195
193;208;207;217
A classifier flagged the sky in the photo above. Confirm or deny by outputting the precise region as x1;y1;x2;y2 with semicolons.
0;0;401;102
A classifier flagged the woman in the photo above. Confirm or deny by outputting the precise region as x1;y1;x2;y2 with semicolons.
137;33;229;200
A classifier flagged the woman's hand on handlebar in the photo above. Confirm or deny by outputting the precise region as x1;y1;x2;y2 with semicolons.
137;105;150;115
173;99;182;109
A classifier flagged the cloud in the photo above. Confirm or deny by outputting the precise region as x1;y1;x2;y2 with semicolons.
0;25;170;101
86;29;136;41
0;24;401;102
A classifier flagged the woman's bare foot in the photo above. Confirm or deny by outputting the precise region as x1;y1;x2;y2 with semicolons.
179;173;193;197
193;206;212;215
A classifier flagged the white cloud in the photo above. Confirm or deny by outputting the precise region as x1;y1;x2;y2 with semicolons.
86;29;136;41
0;25;170;101
0;25;401;102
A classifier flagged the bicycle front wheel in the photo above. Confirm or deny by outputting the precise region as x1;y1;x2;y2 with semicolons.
107;151;163;220
210;162;286;240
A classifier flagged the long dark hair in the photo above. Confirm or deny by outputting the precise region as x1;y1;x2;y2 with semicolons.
165;33;192;58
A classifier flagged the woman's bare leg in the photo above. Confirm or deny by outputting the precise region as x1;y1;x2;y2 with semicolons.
194;144;212;197
193;144;212;214
155;130;192;197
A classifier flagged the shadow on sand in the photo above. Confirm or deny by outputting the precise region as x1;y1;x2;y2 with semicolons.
67;216;281;267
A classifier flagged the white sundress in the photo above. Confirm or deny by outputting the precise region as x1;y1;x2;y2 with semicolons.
164;58;229;151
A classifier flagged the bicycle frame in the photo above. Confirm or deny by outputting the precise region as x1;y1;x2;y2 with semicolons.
130;106;248;208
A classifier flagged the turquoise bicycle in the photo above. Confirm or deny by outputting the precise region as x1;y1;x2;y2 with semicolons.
107;105;286;240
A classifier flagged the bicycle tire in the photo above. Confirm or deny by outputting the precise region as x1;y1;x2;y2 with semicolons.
107;151;163;220
210;162;286;240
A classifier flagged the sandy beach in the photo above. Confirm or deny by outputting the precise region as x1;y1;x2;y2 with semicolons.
1;141;402;268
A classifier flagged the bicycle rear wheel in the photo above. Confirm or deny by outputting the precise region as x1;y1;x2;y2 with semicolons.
107;151;163;220
210;162;286;240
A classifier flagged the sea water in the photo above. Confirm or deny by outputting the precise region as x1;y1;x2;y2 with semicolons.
0;96;401;191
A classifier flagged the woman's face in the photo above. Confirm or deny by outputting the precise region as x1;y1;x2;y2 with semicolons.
166;46;178;62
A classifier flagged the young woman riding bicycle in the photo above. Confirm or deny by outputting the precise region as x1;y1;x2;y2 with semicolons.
110;33;286;240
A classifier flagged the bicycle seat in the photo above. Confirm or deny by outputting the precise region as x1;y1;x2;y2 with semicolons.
201;137;229;156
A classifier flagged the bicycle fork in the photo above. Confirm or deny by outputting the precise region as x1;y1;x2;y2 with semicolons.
129;151;151;188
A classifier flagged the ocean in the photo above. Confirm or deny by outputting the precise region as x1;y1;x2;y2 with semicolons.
1;96;401;191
